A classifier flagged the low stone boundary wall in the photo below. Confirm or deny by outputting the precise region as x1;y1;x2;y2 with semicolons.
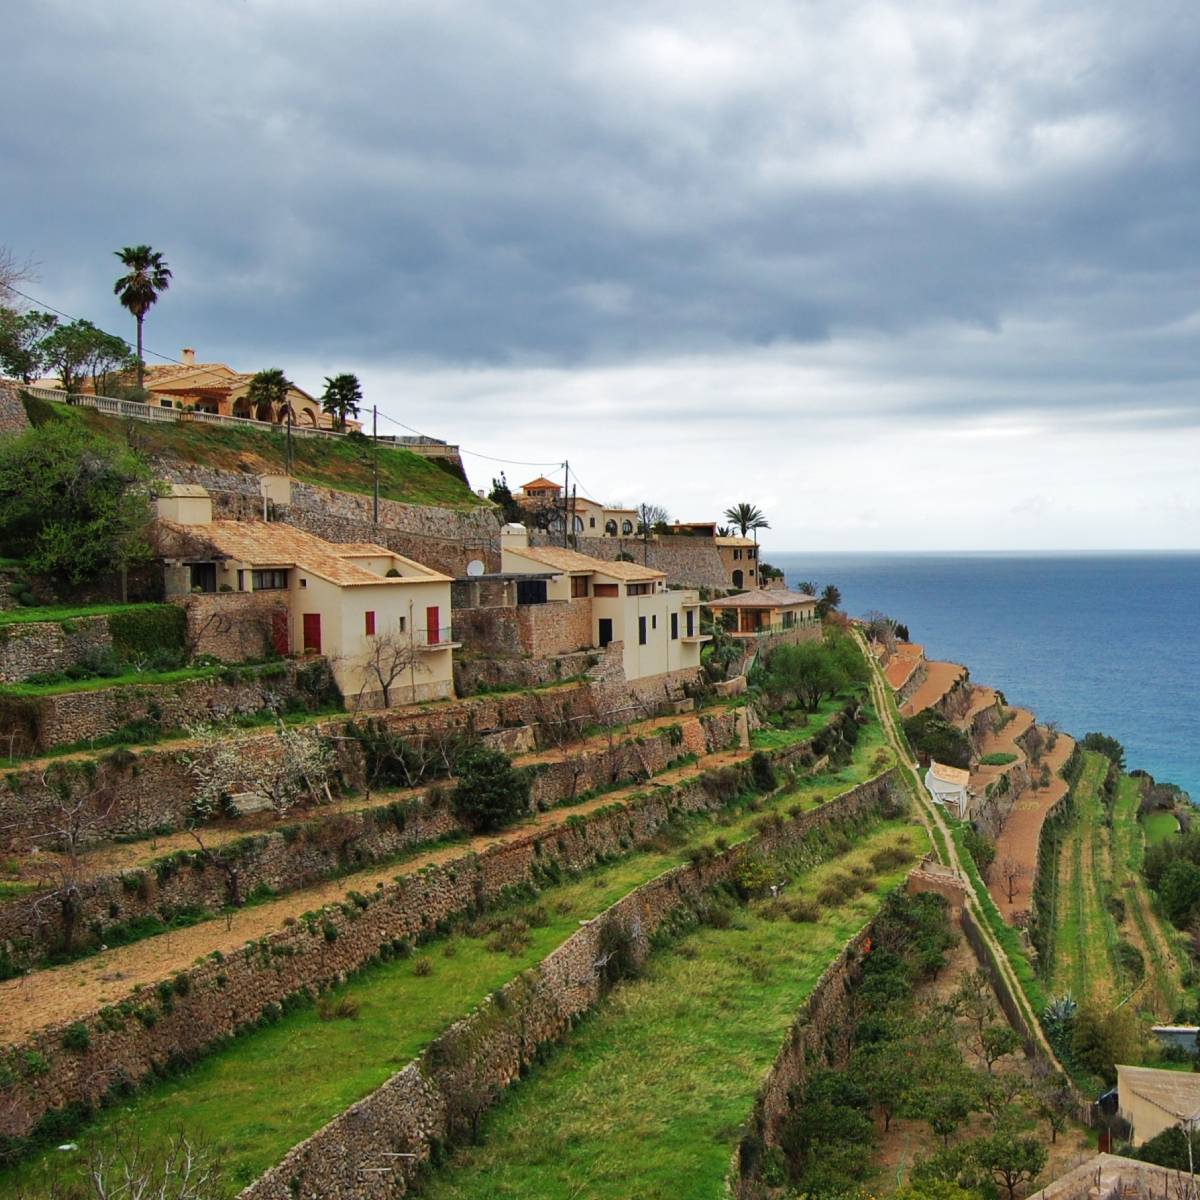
170;592;287;663
453;649;597;696
894;658;928;708
0;662;314;757
0;741;899;1142
0;670;706;850
3;708;744;954
0;616;114;685
238;768;904;1199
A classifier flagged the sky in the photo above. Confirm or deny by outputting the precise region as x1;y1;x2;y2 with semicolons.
5;0;1200;551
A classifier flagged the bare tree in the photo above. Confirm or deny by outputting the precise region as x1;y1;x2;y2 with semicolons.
0;245;36;304
998;857;1030;905
28;768;114;956
358;629;428;709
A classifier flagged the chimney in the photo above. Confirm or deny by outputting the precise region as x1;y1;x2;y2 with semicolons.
181;348;195;366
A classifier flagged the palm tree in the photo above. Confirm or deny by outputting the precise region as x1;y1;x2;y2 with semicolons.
113;245;171;391
246;368;293;423
321;373;363;431
723;502;770;542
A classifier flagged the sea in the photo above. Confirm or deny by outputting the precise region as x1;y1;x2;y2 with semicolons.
768;551;1200;801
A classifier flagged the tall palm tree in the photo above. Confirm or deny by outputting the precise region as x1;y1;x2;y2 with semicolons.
321;372;363;431
246;368;293;423
723;502;770;541
113;245;171;390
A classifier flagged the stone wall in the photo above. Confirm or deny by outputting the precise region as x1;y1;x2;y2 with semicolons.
5;707;744;953
0;671;706;850
0;616;113;684
170;592;287;662
453;649;598;696
530;531;729;590
0;384;30;436
0;663;312;756
0;760;902;1142
151;460;501;578
240;769;903;1200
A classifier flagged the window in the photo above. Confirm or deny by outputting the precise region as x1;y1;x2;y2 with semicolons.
571;575;589;598
733;548;742;560
686;609;695;637
671;612;678;640
237;569;245;592
300;578;307;589
783;611;795;629
589;517;596;528
252;568;288;590
365;611;376;636
605;519;617;535
627;582;652;596
748;547;757;559
651;614;657;629
638;616;647;645
621;520;633;535
398;616;407;633
593;583;619;598
517;579;548;605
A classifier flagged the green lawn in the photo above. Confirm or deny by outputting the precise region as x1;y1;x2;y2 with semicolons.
0;663;226;697
0;602;163;628
1142;810;1180;847
22;393;483;511
422;822;927;1200
3;711;893;1196
748;695;847;750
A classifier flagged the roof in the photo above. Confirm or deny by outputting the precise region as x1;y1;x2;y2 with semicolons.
507;544;665;582
333;543;395;557
155;519;451;588
1118;1065;1200;1120
714;535;755;547
520;476;561;492
705;588;817;609
928;761;971;788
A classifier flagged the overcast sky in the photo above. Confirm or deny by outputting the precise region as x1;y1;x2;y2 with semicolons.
6;0;1200;550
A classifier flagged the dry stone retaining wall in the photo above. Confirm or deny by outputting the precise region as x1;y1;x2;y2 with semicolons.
530;531;729;590
0;749;899;1142
170;592;286;662
0;385;30;437
4;708;743;953
0;616;113;684
238;768;904;1200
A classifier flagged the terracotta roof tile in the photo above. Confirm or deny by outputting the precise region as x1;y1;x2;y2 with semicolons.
705;588;817;609
509;545;665;581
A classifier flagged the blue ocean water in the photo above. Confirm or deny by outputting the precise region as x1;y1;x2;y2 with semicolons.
768;552;1200;800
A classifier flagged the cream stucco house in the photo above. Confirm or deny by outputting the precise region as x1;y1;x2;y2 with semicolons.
925;761;972;819
153;486;455;706
500;526;708;681
705;588;820;640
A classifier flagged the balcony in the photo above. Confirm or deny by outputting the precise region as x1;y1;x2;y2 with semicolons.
414;626;461;652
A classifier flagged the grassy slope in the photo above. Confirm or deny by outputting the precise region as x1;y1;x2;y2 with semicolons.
0;602;165;628
21;393;482;511
1142;810;1180;847
4;697;890;1195
422;822;927;1200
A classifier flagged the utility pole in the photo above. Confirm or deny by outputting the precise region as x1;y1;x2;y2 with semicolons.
285;402;293;475
372;405;380;526
562;459;569;547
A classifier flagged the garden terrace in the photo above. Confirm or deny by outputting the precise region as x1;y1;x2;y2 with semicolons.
0;739;894;1188
989;725;1075;920
20;390;480;510
0;704;756;963
418;821;924;1200
898;659;969;719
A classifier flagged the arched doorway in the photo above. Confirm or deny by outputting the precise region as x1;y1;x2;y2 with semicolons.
732;569;744;589
232;397;252;420
299;407;318;427
255;399;274;423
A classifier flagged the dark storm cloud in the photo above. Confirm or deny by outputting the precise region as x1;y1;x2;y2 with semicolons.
6;0;1200;423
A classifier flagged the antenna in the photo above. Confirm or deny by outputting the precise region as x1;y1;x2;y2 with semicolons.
466;560;485;577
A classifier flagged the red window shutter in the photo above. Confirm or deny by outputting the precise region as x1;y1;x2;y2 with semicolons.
365;611;375;636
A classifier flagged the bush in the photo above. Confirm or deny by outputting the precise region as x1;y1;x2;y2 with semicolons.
451;747;532;833
61;1023;91;1052
903;710;972;769
413;956;434;977
961;827;996;874
749;751;776;792
316;994;361;1021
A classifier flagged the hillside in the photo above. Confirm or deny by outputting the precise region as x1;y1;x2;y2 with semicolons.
19;392;483;512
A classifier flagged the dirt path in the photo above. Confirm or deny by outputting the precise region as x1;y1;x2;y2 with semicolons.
988;728;1074;919
899;660;967;718
855;631;1064;1070
0;746;751;1042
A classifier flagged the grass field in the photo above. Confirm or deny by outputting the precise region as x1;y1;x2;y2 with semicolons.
0;602;165;627
1142;810;1180;847
21;392;482;511
1049;754;1180;1017
421;822;927;1200
3;703;893;1195
748;696;847;751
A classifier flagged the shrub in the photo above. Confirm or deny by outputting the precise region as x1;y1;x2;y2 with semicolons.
749;751;776;792
451;747;532;833
413;956;434;977
61;1022;91;1053
316;994;361;1021
903;710;972;770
